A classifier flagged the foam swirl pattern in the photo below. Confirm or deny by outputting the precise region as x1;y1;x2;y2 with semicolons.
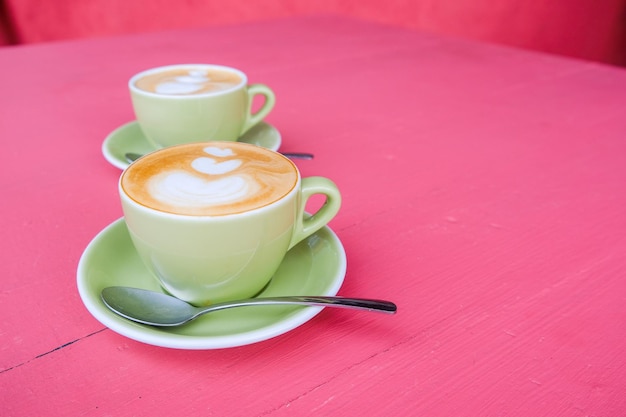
121;143;298;216
134;67;243;95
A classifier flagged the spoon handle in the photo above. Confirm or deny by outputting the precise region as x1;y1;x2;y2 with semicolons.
281;152;314;160
200;296;397;316
125;151;313;164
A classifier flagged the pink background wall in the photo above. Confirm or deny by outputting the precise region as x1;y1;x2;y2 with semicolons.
2;0;626;66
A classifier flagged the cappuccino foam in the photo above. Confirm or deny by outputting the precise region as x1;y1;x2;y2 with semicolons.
134;67;244;95
121;142;298;216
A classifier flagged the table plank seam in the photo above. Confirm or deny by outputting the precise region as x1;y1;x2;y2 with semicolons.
0;328;106;374
257;334;415;415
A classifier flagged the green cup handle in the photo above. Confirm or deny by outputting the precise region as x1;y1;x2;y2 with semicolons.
289;177;342;250
242;83;276;134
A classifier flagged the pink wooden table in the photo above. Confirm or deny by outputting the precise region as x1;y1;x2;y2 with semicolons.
2;15;625;416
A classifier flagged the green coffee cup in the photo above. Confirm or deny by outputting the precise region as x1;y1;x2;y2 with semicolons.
129;64;275;148
119;141;341;306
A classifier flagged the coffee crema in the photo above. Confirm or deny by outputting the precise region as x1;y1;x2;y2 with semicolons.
133;67;244;95
121;142;298;216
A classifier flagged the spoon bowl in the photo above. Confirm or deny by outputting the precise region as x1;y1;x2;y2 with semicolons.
101;286;396;327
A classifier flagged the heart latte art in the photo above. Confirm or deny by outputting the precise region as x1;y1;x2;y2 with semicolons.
133;67;244;95
121;143;298;216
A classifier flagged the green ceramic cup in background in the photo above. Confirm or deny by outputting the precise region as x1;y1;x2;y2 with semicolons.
129;64;276;148
119;142;341;306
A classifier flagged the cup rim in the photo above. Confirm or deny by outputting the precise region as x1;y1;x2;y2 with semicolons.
119;142;301;220
128;64;248;99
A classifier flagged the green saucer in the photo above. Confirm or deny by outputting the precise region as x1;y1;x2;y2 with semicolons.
102;120;282;170
77;218;346;349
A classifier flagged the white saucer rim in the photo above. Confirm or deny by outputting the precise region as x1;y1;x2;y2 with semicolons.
101;122;134;170
101;120;282;171
77;217;346;349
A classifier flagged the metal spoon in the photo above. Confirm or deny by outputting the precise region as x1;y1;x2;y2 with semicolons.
125;151;314;164
101;286;397;327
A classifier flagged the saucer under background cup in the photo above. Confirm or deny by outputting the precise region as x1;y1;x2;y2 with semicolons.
77;218;346;349
102;120;282;170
